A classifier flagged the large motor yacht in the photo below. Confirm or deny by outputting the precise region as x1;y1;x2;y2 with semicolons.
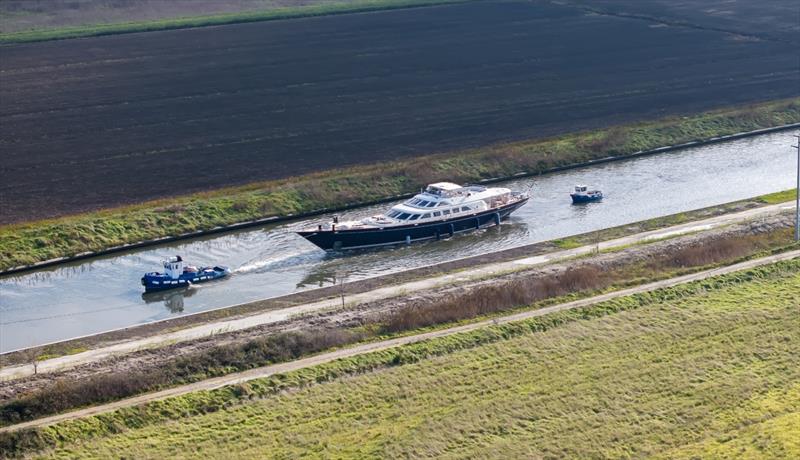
297;182;528;250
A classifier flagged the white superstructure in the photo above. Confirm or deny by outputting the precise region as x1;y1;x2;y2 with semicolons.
163;255;184;279
318;182;525;231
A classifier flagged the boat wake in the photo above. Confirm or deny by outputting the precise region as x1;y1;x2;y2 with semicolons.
234;251;321;274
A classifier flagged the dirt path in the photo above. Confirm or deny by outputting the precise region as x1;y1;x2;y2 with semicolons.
0;201;793;382
2;249;796;433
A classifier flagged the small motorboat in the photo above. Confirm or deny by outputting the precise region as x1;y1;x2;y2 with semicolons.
141;255;230;292
570;185;603;204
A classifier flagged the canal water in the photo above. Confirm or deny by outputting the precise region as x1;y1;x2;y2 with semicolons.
0;131;796;352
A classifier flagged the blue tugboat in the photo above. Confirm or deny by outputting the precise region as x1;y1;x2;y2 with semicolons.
570;185;603;204
297;182;529;251
141;255;230;292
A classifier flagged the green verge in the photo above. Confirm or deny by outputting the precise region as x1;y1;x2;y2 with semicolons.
760;188;799;204
0;0;471;44
2;98;799;272
3;258;798;458
550;187;798;251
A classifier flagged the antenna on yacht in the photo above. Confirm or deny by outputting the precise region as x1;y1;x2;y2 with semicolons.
525;181;535;198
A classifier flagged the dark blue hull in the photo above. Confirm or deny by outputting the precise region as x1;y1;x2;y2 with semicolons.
298;199;527;251
141;267;230;292
571;194;603;204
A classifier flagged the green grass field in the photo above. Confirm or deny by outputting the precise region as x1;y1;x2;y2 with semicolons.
28;260;800;459
0;0;469;44
2;98;798;272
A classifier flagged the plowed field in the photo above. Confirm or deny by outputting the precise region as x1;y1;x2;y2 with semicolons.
1;1;798;223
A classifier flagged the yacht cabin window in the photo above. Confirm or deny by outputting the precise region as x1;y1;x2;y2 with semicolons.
461;206;471;212
422;213;431;219
409;214;420;221
453;208;460;213
442;210;450;215
397;213;411;220
433;211;441;217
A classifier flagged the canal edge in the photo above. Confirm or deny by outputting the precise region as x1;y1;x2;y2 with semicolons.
3;122;799;277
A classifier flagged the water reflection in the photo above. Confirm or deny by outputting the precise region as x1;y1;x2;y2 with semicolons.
141;286;198;313
294;222;529;288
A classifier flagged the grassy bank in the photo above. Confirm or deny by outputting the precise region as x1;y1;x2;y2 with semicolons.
2;221;796;429
1;99;798;272
0;0;470;44
549;187;798;250
3;258;798;457
760;188;799;204
0;190;791;368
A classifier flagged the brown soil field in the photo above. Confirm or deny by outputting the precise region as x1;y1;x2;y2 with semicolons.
563;0;800;44
0;0;798;223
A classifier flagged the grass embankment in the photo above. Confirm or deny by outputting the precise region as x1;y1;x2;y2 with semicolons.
0;0;470;44
2;188;793;366
550;187;798;250
1;98;799;272
2;222;796;430
760;188;799;205
3;258;799;458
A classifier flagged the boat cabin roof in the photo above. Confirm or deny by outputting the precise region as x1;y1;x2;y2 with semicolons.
424;182;490;198
428;182;461;191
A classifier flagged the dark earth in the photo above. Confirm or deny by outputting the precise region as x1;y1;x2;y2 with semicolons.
1;0;798;223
